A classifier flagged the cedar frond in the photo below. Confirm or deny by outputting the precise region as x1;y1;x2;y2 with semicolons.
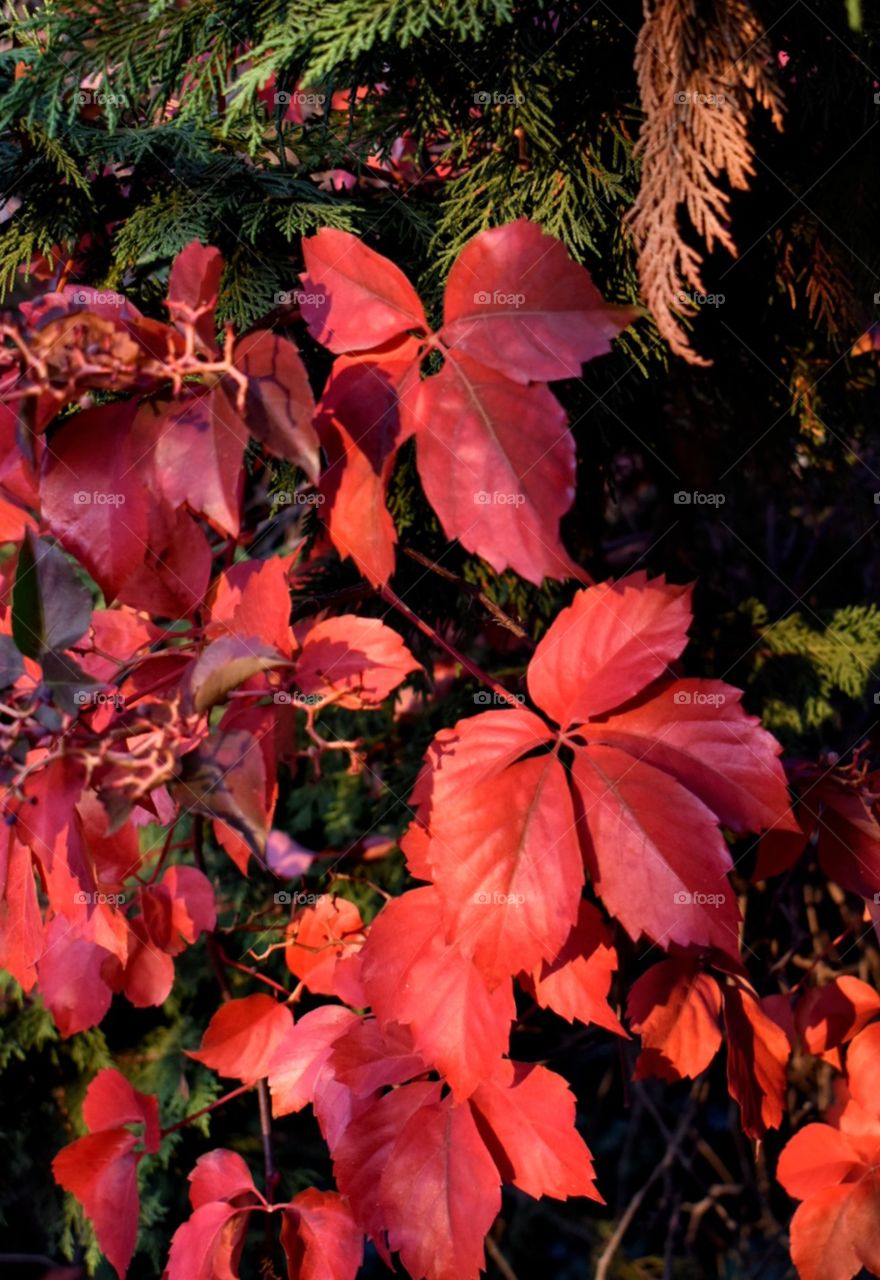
626;0;784;365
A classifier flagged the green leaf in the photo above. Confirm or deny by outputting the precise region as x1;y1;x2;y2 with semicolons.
11;531;92;660
0;635;23;688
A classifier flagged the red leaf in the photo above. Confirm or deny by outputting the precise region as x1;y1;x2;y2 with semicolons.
795;977;880;1056
40;400;149;602
80;608;159;684
469;1060;602;1201
37;915;114;1037
188;1149;263;1209
785;1177;880;1280
581;678;793;834
327;1018;426;1097
378;1091;501;1280
422;751;582;986
284;895;365;996
148;389;247;536
16;753;86;865
315;342;420;586
208;555;295;656
116;918;176;1008
808;779;880;899
522;899;626;1034
0;837;43;991
626;958;723;1081
187;995;293;1083
844;1022;880;1117
334;1083;501;1280
723;984;790;1137
333;1081;441;1259
777;1124;866;1200
52;1070;160;1278
407;351;578;584
82;1067;160;1153
409;708;554;829
441;219;637;383
753;819;809;881
141;866;216;957
116;504;211;619
294;615;420;708
167;242;223;353
268;1006;359;1118
360;886;514;1097
280;1189;363;1280
571;745;740;957
53;1129;139;1280
300;229;428;352
0;491;35;542
233;330;320;481
164;1201;249;1280
526;572;693;724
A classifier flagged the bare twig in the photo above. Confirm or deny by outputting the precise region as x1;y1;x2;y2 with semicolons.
402;547;530;640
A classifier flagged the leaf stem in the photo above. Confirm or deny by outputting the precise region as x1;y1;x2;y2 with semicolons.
257;1079;280;1204
401;547;530;640
379;583;522;708
160;1082;253;1138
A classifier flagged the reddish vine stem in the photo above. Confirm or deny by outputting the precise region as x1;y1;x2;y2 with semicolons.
141;819;182;885
379;583;522;708
216;946;291;997
401;547;530;640
257;1079;280;1204
160;1083;253;1138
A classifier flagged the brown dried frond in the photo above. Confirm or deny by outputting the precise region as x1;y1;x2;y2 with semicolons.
803;235;856;342
775;223;857;342
626;0;784;364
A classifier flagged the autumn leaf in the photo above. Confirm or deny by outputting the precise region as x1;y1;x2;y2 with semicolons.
187;994;293;1083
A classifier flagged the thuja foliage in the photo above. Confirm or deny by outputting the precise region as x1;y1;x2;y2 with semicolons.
3;3;880;1280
